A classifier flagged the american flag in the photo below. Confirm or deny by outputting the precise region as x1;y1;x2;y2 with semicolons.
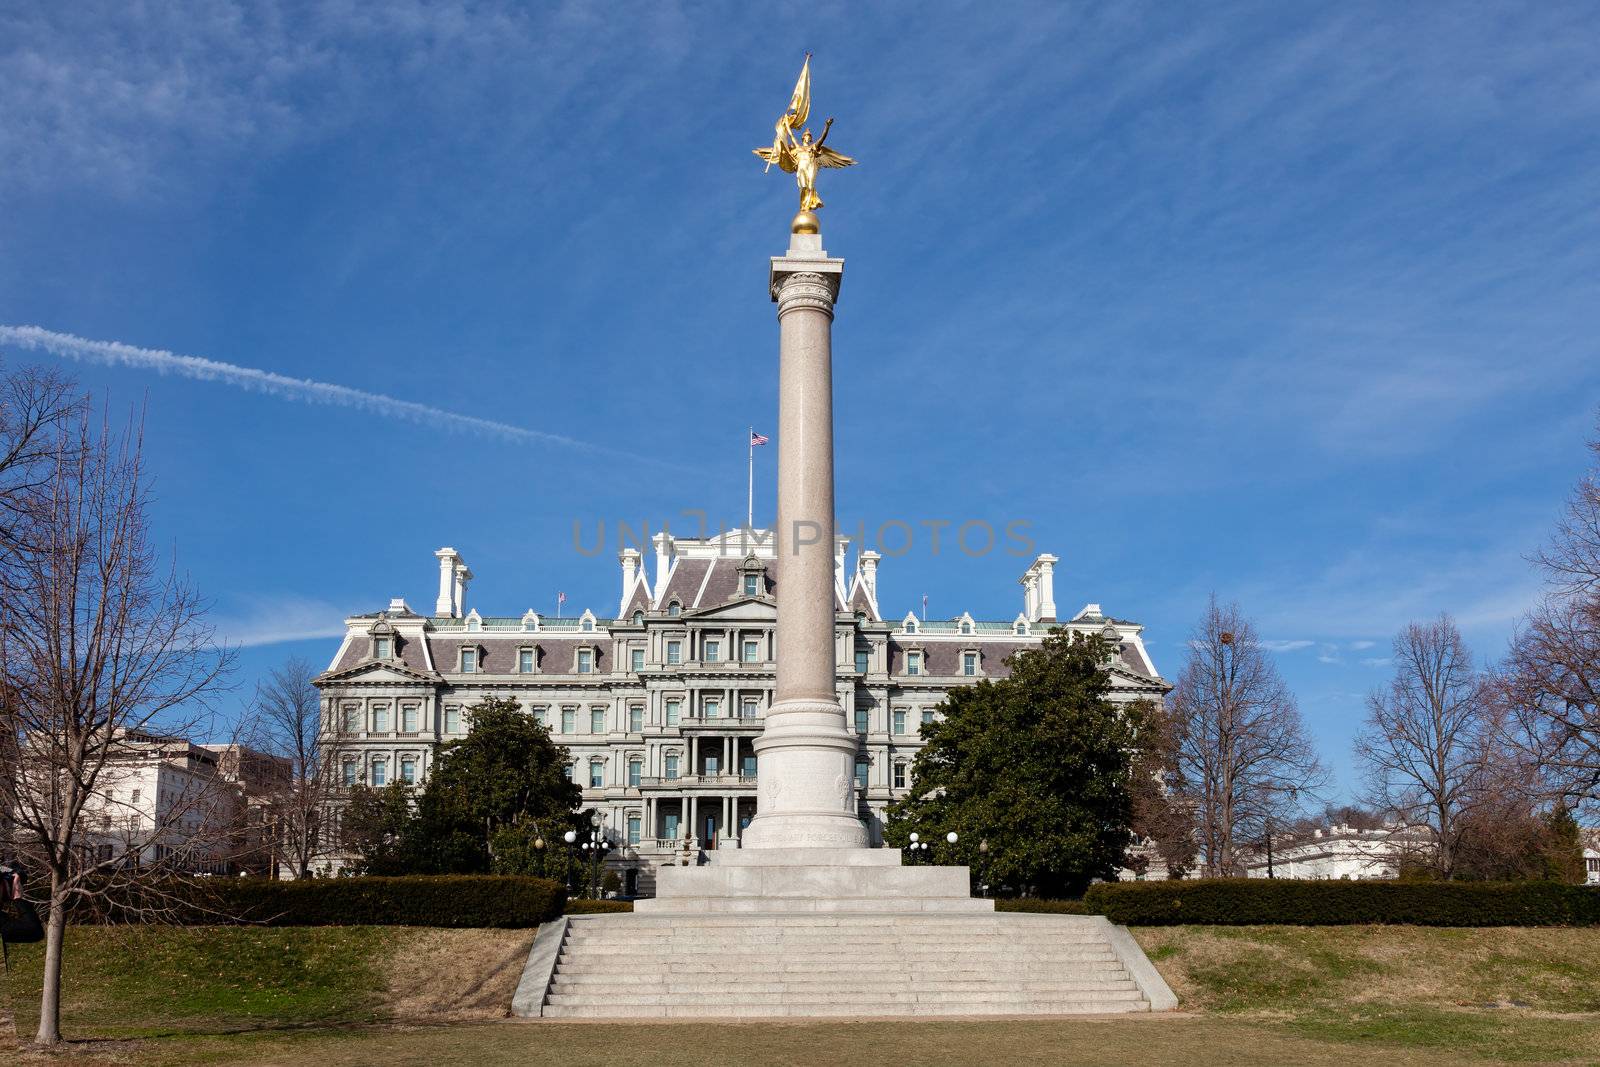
557;591;567;605
750;430;770;446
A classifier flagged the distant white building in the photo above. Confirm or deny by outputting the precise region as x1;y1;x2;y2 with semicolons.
79;731;288;875
1239;824;1426;881
1584;829;1599;885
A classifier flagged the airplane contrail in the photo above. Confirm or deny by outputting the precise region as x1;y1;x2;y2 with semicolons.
0;323;650;460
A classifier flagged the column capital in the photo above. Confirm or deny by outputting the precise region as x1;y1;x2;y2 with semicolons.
770;234;843;317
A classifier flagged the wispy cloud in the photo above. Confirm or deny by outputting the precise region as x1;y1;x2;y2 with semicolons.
0;324;671;464
1257;639;1315;653
211;594;351;649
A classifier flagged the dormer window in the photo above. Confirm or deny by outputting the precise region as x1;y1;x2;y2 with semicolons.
905;620;918;635
906;651;923;676
959;620;973;635
465;609;482;633
373;636;391;660
668;600;681;617
738;555;766;599
581;617;595;633
632;610;645;626
521;610;540;633
459;647;478;674
519;648;535;674
1015;621;1029;636
744;574;759;597
962;651;979;676
577;649;594;674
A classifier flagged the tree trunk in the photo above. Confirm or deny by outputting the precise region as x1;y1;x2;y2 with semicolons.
34;881;67;1046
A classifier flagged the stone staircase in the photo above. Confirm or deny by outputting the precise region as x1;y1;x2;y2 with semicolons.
514;912;1174;1018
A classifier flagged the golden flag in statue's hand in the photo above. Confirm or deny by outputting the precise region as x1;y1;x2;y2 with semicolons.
764;54;811;172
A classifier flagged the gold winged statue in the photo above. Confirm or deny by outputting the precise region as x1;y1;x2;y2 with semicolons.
754;55;855;226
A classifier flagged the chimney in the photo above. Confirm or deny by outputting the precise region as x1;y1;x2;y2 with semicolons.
453;561;473;619
434;548;460;617
857;549;880;605
1019;567;1039;622
652;531;676;603
619;548;641;615
1034;554;1058;622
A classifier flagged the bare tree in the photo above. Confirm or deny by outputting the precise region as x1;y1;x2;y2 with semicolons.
1494;425;1600;816
1354;615;1484;878
0;407;233;1046
1170;597;1327;876
251;657;343;879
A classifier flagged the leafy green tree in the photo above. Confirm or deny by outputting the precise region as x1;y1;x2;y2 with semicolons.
884;629;1149;898
344;696;582;874
341;783;416;875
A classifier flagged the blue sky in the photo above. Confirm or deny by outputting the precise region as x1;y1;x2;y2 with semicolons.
3;2;1597;799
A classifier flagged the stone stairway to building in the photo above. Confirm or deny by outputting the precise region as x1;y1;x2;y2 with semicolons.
513;912;1176;1019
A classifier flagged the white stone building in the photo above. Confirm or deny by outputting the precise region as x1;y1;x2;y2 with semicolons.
314;531;1168;891
1239;823;1431;881
78;732;288;874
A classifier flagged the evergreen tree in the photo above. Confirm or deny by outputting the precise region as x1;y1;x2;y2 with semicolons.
884;630;1147;897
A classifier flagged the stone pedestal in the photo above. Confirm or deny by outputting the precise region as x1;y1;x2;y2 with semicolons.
740;229;866;851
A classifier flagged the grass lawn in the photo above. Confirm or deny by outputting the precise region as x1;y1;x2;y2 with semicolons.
0;924;1596;1065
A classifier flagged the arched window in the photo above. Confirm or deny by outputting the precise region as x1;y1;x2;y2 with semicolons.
905;620;917;634
581;617;594;632
1015;621;1028;636
632;610;645;625
960;620;973;635
668;600;681;617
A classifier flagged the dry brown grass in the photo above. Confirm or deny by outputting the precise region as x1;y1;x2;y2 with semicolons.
381;928;535;1020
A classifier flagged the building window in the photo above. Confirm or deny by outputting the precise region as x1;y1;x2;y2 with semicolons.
566;762;576;782
581;617;595;633
577;649;594;674
445;706;461;734
1015;622;1028;635
704;697;721;718
744;574;759;597
854;707;868;733
741;639;759;663
741;697;760;719
373;636;390;659
666;640;682;665
533;706;548;727
664;753;680;780
373;706;390;733
960;621;972;635
905;620;918;634
705;639;720;663
131;789;140;803
855;649;869;674
629;705;644;732
342;762;356;787
922;709;935;726
632;610;645;625
400;758;416;784
742;753;758;777
589;761;604;788
561;707;576;733
460;647;477;673
892;709;907;735
963;652;977;676
630;648;645;672
854;759;869;790
628;760;642;787
893;763;907;789
371;760;387;787
665;698;680;726
906;651;923;676
401;704;419;733
342;706;361;733
519;648;535;673
591;708;606;734
628;814;641;845
668;601;681;617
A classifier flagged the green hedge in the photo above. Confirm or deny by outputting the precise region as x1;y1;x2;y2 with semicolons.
995;898;1092;915
564;899;633;914
1082;878;1600;927
86;875;566;928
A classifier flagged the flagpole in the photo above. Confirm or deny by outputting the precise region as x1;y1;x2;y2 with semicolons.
747;426;755;531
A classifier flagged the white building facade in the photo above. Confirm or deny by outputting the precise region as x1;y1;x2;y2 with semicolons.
314;532;1169;891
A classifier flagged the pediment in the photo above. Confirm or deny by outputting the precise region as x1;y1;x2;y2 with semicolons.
684;597;776;622
316;659;439;686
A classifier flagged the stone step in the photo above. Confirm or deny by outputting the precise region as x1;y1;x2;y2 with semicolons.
546;988;1147;1008
558;945;1119;961
551;978;1139;995
541;997;1149;1018
563;931;1108;945
553;961;1130;979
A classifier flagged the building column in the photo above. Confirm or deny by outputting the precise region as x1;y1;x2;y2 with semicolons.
744;226;866;850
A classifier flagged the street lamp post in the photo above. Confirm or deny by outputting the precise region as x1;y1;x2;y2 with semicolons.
978;839;990;898
562;830;576;894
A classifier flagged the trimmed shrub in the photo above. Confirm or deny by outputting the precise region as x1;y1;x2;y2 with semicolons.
1083;878;1600;927
85;875;566;928
564;899;633;914
995;898;1092;915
